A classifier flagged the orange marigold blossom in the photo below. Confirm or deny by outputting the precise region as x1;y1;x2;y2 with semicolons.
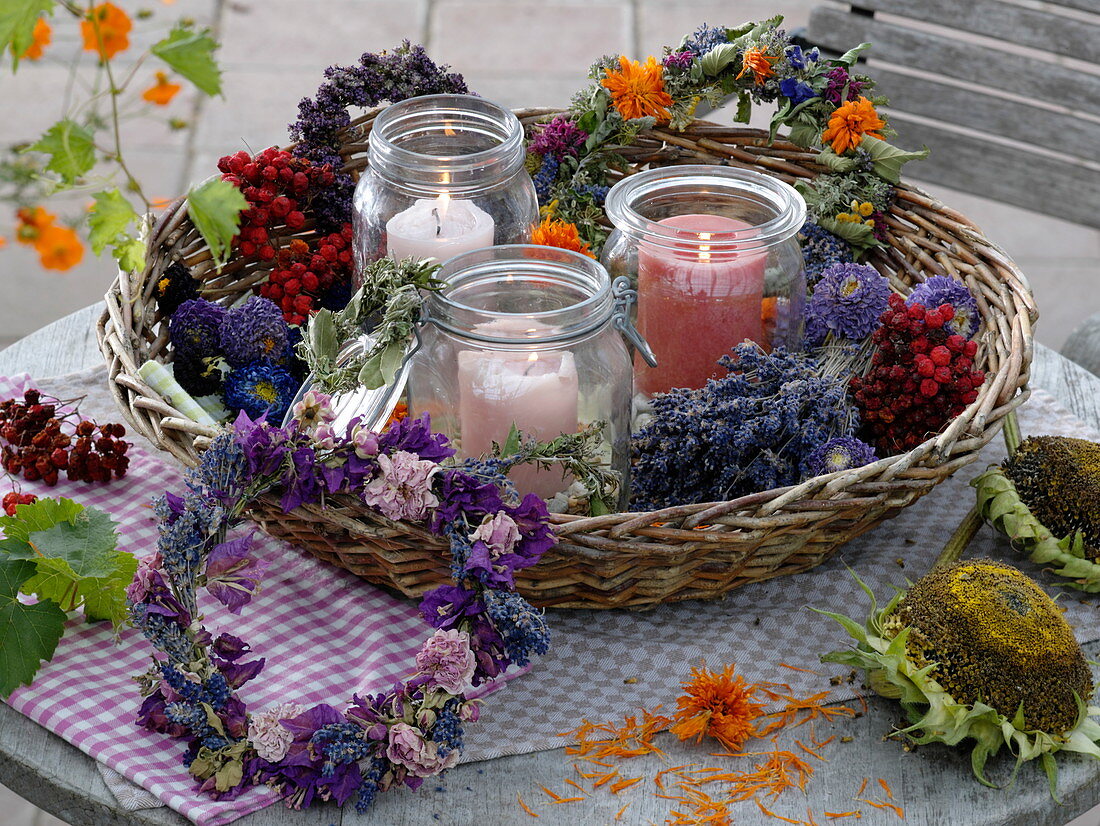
35;225;85;271
601;55;673;122
142;71;181;105
15;206;57;245
669;663;767;752
81;2;132;60
821;96;885;155
21;17;51;61
737;47;778;85
531;216;595;258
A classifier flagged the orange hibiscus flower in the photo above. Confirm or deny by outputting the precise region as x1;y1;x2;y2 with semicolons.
15;206;58;246
81;2;132;60
736;47;777;85
142;71;182;105
822;96;885;155
669;663;767;752
531;216;595;258
35;225;85;271
21;17;51;61
601;55;673;122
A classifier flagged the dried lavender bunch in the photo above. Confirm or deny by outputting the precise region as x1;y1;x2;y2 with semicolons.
630;343;857;510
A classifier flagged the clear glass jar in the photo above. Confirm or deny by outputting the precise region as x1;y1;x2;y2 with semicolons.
352;94;539;278
601;165;806;397
407;246;634;506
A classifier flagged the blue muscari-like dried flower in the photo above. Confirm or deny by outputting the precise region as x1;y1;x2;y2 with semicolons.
574;183;610;205
170;299;226;360
631;344;857;509
223;362;299;422
311;722;373;778
798;220;854;286
188;430;248;503
683;23;729;56
533;154;560;205
431;699;465;757
219;296;288;368
154;490;224;583
803;435;877;478
355;757;389;813
130;606;195;663
483;589;549;668
805;262;891;342
907;275;980;339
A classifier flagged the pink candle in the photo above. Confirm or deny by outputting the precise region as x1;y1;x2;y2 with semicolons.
636;214;767;395
457;345;579;500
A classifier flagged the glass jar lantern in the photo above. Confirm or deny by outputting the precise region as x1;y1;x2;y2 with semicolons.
407;246;635;506
352;94;539;278
601;165;807;397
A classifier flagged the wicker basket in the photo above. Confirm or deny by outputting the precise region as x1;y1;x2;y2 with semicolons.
97;107;1037;609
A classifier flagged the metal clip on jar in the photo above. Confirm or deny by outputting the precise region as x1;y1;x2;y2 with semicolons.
407;246;642;508
352;94;539;278
601;165;807;398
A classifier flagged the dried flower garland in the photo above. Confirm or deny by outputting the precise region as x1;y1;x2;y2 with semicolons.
127;402;554;810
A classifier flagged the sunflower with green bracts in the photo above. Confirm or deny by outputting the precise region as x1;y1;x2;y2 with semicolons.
818;560;1100;797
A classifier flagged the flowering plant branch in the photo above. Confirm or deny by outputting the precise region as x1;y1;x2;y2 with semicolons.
127;399;554;809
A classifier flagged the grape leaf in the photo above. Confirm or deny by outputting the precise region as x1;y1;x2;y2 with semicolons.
88;189;139;255
28;506;119;578
112;235;147;274
0;0;54;70
151;24;222;96
0;496;83;546
187;178;247;267
27;119;96;184
0;558;65;697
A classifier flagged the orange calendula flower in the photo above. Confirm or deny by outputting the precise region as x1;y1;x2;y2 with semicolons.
822;96;885;155
0;237;6;249
35;225;85;271
142;71;182;105
531;216;595;258
21;17;51;61
81;2;132;60
15;206;58;246
387;402;409;427
670;663;767;752
601;55;673;122
737;47;778;85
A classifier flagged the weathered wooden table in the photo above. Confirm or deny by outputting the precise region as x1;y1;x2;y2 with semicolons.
2;304;1099;826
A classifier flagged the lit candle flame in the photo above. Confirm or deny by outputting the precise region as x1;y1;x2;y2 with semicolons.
524;351;539;375
698;231;712;263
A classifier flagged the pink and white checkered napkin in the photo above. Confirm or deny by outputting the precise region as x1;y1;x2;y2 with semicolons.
0;372;503;826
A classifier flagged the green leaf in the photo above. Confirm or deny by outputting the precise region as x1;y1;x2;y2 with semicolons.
0;0;53;69
0;558;65;697
787;123;819;149
816;148;859;174
0;496;83;544
88;189;139;255
28;506;119;579
736;92;752;124
151;25;222;96
836;42;872;67
75;553;137;623
700;42;740;77
859;135;930;184
817;214;878;249
27;119;95;184
500;423;522;458
379;340;406;385
112;235;147;274
187;178;247;267
357;352;385;390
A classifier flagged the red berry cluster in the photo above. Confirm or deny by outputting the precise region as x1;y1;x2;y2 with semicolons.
3;491;37;516
851;294;985;455
258;223;354;325
217;147;336;261
0;389;131;488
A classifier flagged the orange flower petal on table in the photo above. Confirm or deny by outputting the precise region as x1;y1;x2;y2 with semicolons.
142;71;182;105
669;663;767;752
15;206;58;246
737;47;778;85
601;55;673;122
35;225;85;271
531;216;595;258
81;2;132;60
821;96;885;155
21;17;51;61
0;237;7;249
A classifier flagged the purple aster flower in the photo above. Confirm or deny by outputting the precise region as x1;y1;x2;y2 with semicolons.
663;50;695;70
806;262;891;341
170;298;226;360
378;413;454;462
823;67;864;105
419;584;483;630
779;77;817;106
529;115;587;159
803;436;877;477
219;296;288;368
908;275;980;338
416;629;476;694
223;362;299;422
204;533;269;614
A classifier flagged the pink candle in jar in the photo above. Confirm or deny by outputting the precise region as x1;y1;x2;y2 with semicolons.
636;214;767;395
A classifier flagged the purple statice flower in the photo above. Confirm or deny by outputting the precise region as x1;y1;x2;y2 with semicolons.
378;413;454;462
908;275;980;338
785;44;819;70
663;50;695;70
823;67;864;105
803;436;877;478
683;23;728;56
415;629;476;694
779;77;817;106
361;450;440;522
219;296;288;368
806;262;891;341
799;220;853;285
248;702;304;762
223;362;299;422
170;298;226;360
387;722;459;777
204;533;269;615
419;584;483;630
529;115;587;159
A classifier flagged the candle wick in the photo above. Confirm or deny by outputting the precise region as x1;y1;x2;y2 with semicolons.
523;362;535;376
432;207;442;237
